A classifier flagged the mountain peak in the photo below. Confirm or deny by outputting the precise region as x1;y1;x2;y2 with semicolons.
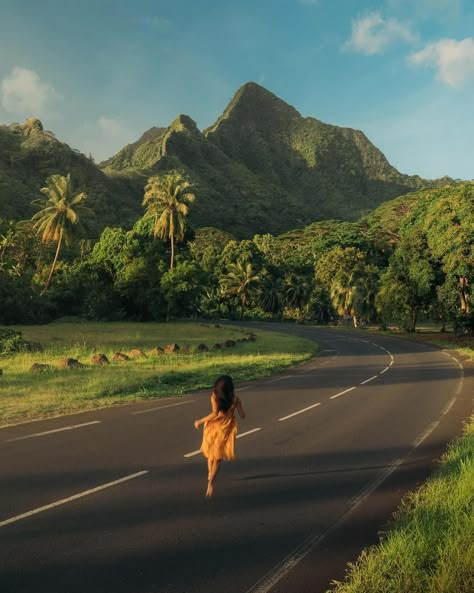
21;117;44;135
206;82;300;136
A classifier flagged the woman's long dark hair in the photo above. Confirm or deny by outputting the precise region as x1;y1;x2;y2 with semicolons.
214;375;235;412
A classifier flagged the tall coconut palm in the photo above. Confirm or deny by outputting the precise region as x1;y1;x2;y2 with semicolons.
221;261;260;319
32;174;88;292
142;173;196;269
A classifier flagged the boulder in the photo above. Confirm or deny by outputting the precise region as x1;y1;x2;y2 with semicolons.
58;358;84;369
30;363;50;373
196;343;209;352
91;353;109;366
164;343;180;354
113;352;129;362
150;347;164;356
129;349;146;359
213;343;222;350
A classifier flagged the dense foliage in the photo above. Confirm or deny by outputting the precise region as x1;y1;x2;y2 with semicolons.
1;175;472;332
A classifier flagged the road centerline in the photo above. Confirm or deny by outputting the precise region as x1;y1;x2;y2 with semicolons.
0;471;149;529
278;402;321;422
360;375;378;385
330;386;356;400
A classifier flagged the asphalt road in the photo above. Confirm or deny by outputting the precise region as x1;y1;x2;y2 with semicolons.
0;325;472;593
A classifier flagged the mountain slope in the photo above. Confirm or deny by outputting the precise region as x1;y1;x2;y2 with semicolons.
0;118;143;231
0;83;452;238
102;82;450;236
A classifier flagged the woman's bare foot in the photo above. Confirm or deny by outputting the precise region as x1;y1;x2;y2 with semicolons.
205;481;214;497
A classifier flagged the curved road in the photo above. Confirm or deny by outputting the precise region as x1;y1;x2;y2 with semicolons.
0;325;472;593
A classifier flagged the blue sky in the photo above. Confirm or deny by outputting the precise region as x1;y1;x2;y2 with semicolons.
0;0;473;179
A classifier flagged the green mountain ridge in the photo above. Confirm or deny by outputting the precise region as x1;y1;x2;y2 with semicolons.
1;82;453;237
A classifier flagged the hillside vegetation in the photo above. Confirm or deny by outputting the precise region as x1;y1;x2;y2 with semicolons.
0;83;451;238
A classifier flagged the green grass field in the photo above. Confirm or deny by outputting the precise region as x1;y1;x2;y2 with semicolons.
329;417;474;593
0;321;318;426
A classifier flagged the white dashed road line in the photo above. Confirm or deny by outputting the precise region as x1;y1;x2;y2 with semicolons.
330;386;356;400
278;403;321;422
360;375;378;385
5;421;101;443
0;471;149;529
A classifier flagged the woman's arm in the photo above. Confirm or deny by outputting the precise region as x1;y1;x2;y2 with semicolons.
236;396;246;419
194;393;219;429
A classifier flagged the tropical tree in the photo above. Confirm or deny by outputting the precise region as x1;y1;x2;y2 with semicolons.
32;174;88;292
142;172;196;269
221;261;260;318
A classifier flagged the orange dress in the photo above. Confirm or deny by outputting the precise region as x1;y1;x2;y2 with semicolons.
201;396;240;461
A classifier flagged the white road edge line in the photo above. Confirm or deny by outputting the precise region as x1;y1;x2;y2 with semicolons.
0;471;149;528
360;376;378;385
330;386;356;400
245;457;404;593
379;367;390;374
184;427;262;458
279;403;321;422
132;400;195;415
5;421;101;443
412;420;440;448
442;398;456;416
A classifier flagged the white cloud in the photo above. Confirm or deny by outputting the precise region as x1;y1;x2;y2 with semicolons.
410;38;474;86
98;116;124;136
344;12;417;55
0;67;60;116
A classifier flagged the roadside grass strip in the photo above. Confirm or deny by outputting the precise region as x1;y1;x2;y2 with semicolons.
329;417;474;593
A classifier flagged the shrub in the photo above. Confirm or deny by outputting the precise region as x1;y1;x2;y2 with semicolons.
0;328;31;355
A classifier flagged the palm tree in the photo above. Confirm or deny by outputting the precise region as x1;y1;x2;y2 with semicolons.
142;173;196;269
329;271;359;327
221;261;260;319
32;174;88;292
284;273;312;309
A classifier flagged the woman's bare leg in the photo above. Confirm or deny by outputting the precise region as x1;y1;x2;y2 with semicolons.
206;459;221;497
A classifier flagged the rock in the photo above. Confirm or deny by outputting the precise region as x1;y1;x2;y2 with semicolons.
129;349;146;358
213;343;222;350
164;343;180;354
113;352;129;362
91;353;109;365
150;347;164;356
30;363;50;373
196;343;209;352
224;339;236;348
58;358;84;369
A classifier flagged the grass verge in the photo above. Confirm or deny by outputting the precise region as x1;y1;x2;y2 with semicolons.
0;321;318;426
329;417;474;593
